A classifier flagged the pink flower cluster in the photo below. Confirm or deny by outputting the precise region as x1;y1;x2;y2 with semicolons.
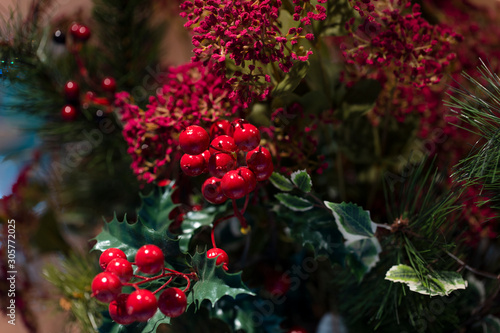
115;62;243;183
180;0;326;107
341;1;461;89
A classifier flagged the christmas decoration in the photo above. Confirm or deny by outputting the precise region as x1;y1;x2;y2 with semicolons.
1;0;500;332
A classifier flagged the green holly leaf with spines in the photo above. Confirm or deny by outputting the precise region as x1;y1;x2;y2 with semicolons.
276;193;314;211
290;169;312;193
269;172;294;192
91;185;183;263
276;206;346;266
188;250;254;309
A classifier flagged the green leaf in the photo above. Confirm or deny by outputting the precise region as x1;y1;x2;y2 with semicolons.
345;237;381;281
91;184;183;263
189;250;254;309
141;310;170;332
179;203;230;252
269;172;294;191
276;207;346;265
385;265;468;296
324;201;376;241
272;61;310;96
290;169;312;192
276;193;314;211
483;315;500;333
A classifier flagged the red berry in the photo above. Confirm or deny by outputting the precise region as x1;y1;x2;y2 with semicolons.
238;167;257;193
233;123;260;151
158;287;187;318
64;81;79;100
70;23;91;41
179;125;210;155
207;248;229;271
209;135;237;154
202;177;227;204
126;289;158;322
246;147;273;173
252;163;274;181
288;327;307;333
61;105;78;121
101;77;117;92
202;150;210;173
135;245;164;275
180;153;207;177
221;170;247;199
105;258;133;283
265;273;291;297
209;120;231;138
109;294;135;325
99;248;127;270
208;153;237;178
229;118;248;136
91;272;122;303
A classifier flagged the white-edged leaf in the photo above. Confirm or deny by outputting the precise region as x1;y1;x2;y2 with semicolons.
385;264;468;296
291;169;312;192
324;201;376;242
276;193;313;211
269;172;294;191
345;237;381;281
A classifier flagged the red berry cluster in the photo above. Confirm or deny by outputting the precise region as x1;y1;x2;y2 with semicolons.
179;119;273;204
91;246;195;325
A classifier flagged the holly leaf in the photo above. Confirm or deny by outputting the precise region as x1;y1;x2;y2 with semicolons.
98;309;170;333
276;193;313;211
290;169;312;193
189;250;254;309
324;201;376;241
269;172;294;192
91;184;183;262
210;296;285;333
276;207;346;265
179;203;230;252
385;264;468;296
345;237;381;282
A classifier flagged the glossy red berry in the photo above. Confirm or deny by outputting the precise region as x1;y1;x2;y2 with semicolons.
202;177;227;204
64;81;79;100
109;294;135;325
202;150;210;173
221;170;247;199
99;248;127;270
229;118;248;135
208;153;237;178
70;23;91;41
209;120;231;138
180;153;207;177
252;163;274;181
158;287;187;318
233;123;261;151
61;105;78;121
101;77;116;92
246;147;273;173
91;272;122;303
105;258;133;283
209;135;237;154
135;245;164;275
238;167;257;193
179;125;210;155
126;289;158;322
207;248;229;271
